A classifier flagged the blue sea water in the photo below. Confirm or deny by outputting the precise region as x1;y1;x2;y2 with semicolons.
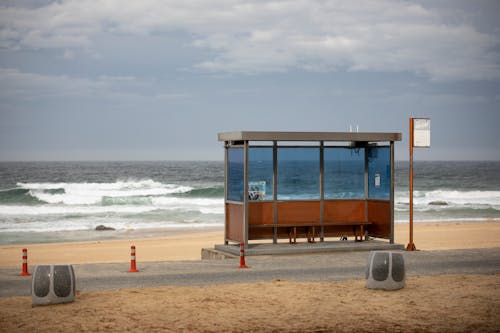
0;161;499;244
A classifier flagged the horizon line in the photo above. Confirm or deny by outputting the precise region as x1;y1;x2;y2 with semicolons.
0;159;499;163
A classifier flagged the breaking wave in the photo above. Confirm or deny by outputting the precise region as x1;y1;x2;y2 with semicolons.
395;189;500;211
0;179;224;233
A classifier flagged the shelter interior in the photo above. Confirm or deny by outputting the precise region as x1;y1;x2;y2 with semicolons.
218;131;402;246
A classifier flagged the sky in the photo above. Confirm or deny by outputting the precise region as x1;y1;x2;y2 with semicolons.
1;0;499;161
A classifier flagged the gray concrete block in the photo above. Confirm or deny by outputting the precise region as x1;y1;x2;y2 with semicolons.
201;248;237;260
32;265;75;306
366;251;405;290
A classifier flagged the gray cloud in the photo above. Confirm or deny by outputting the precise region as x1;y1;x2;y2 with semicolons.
1;0;499;81
0;68;146;101
1;1;499;161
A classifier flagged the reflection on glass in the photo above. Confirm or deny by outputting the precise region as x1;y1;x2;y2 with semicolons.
227;148;244;201
249;148;273;200
227;145;391;202
368;147;391;199
324;148;365;199
277;148;320;200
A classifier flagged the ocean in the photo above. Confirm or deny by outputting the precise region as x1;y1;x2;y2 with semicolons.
0;161;499;245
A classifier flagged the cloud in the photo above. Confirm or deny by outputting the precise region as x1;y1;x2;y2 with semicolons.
1;0;499;81
0;67;194;113
0;67;169;102
0;68;99;99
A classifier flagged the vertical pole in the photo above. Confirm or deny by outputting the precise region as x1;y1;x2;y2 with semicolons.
319;141;324;242
273;141;278;244
224;142;228;245
364;145;369;229
243;141;249;248
390;141;395;244
406;118;417;251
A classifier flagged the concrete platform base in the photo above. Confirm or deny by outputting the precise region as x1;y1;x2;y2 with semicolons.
210;240;404;257
201;248;238;260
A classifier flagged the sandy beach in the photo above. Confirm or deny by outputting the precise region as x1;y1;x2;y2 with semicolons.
1;220;500;332
1;274;499;332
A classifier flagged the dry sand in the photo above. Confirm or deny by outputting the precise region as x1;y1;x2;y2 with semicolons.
1;221;500;332
393;220;500;250
1;274;499;333
1;221;500;266
0;230;222;267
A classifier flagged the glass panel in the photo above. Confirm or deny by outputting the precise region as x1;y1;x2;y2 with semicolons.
249;148;273;200
227;148;244;201
277;148;320;200
368;146;391;199
324;148;365;199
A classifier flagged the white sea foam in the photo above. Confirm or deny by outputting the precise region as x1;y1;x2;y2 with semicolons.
18;180;192;205
0;219;223;233
395;189;500;211
2;180;499;235
0;197;224;216
0;204;159;216
0;179;225;229
151;197;224;214
395;217;500;223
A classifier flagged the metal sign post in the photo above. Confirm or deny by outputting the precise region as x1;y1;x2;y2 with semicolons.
406;118;430;251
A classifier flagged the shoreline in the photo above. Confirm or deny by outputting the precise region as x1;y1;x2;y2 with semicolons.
2;217;497;245
0;220;499;267
0;225;224;246
2;218;499;246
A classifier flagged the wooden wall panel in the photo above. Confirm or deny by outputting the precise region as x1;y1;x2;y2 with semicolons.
367;200;391;239
225;203;244;242
324;200;366;223
248;202;274;225
277;201;321;225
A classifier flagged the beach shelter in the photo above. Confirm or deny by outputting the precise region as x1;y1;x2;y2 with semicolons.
218;131;402;246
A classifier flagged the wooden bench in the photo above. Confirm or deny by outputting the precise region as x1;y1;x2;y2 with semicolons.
279;224;318;244
249;224;317;243
249;222;371;244
323;221;372;242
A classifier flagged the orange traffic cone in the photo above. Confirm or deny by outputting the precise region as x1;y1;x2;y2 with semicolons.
239;242;248;269
129;245;139;273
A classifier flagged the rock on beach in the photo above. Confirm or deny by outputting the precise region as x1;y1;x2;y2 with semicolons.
95;225;115;231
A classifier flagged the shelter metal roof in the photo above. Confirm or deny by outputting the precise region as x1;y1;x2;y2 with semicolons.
218;131;402;142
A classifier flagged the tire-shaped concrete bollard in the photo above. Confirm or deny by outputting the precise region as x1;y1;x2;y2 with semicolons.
32;265;76;306
366;251;405;290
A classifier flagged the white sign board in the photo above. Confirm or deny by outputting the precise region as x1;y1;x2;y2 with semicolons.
413;118;431;148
